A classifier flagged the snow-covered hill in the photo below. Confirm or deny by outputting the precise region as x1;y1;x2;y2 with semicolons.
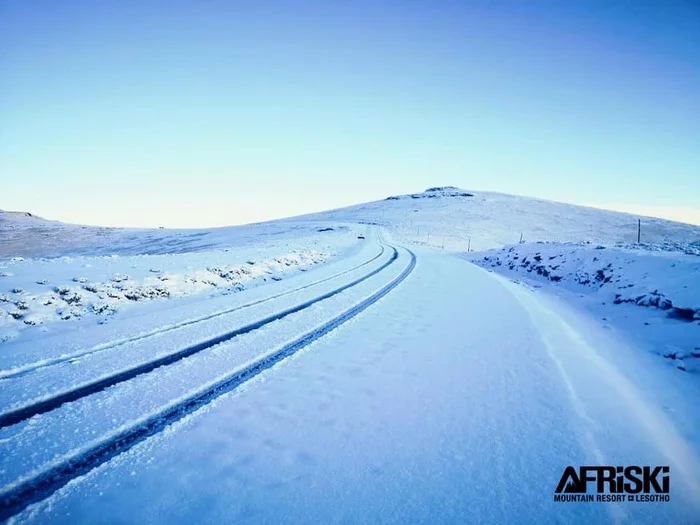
5;187;698;259
297;186;700;252
0;210;354;259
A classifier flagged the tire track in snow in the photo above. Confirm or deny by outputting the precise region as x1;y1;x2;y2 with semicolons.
0;245;397;429
0;247;416;521
0;244;387;381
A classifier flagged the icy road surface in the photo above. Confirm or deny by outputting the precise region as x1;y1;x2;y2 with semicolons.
3;234;700;524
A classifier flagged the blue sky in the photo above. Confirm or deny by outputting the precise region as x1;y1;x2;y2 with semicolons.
1;0;699;227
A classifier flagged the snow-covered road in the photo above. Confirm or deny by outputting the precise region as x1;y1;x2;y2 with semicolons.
2;232;699;523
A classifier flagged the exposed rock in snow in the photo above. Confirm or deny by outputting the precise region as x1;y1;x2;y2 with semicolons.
386;187;474;200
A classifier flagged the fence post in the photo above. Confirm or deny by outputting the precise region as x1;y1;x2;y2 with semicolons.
637;219;641;243
468;237;471;252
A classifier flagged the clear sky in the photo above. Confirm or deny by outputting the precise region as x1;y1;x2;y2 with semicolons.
1;0;699;227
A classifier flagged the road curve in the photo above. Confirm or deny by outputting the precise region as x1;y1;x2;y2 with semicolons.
0;239;416;521
7;247;697;525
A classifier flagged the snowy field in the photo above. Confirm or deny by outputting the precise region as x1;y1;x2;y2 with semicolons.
1;189;699;524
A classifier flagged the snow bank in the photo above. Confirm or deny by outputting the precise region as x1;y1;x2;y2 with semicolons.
0;251;330;342
465;242;700;372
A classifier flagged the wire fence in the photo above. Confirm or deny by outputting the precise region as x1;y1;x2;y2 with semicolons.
389;220;700;255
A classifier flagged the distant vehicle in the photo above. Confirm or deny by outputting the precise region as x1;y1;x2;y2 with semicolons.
357;235;365;239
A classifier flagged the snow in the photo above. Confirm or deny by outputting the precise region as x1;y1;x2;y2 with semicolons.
0;242;397;413
8;247;699;524
0;211;351;259
299;186;700;373
0;249;331;341
0;216;364;343
1;188;700;523
298;187;700;252
465;242;700;373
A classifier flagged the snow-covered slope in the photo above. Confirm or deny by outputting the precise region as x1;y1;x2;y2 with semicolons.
296;186;700;252
0;212;365;342
0;210;352;259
